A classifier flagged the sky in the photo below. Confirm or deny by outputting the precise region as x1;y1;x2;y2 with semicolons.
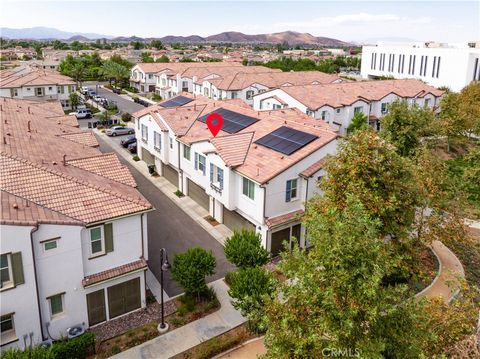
0;1;478;43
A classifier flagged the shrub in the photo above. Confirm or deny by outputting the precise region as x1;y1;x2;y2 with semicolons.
121;112;132;122
174;190;185;197
224;271;235;286
172;247;216;300
228;267;276;332
224;229;269;268
132;155;140;161
49;332;95;359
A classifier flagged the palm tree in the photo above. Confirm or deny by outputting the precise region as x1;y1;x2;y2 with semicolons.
70;62;87;88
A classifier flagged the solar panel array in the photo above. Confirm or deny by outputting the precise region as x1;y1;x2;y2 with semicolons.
160;96;194;108
198;108;259;134
254;126;318;155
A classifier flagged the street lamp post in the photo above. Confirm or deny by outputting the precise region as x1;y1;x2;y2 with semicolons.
158;248;171;333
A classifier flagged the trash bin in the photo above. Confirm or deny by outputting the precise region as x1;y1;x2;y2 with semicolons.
87;122;92;129
148;164;155;174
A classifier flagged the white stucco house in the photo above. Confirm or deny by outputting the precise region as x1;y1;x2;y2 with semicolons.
0;67;76;109
133;94;338;255
360;42;480;92
0;98;152;350
252;79;444;136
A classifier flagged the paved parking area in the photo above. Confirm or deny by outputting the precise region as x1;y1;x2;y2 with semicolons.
96;86;145;114
96;135;234;296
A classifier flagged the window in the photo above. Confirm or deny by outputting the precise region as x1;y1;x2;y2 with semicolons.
183;144;191;160
321;110;327;120
141;124;148;142
336;108;341;114
273;104;281;110
1;314;15;339
57;86;64;94
242;177;255;200
148;74;153;79
154;131;161;152
210;164;224;190
9;88;18;97
306;109;314;116
436;57;441;78
424;98;431;107
0;254;12;289
231;91;237;99
169;137;173;149
246;90;254;100
35;87;43;96
194;153;206;175
49;293;64;317
203;88;209;97
286;179;298;202
43;239;58;251
354;106;363;114
182;81;188;91
381;103;389;114
90;226;104;255
48;86;53;91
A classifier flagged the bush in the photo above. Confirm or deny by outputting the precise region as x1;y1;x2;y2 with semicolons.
172;247;216;299
49;332;95;359
224;229;269;268
228;267;276;332
174;190;185;197
132;155;140;161
122;112;132;122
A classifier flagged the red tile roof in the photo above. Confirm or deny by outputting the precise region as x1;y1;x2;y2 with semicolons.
300;157;329;178
0;68;75;88
266;210;304;228
82;258;147;287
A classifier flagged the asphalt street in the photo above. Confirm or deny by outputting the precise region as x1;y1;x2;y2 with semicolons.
96;135;234;296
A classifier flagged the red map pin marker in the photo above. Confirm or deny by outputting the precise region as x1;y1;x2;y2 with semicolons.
206;113;223;137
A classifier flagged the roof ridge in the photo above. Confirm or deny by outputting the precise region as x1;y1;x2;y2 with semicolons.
66;152;116;162
1;152;149;208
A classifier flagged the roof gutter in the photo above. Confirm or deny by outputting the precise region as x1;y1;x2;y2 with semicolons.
85;208;155;228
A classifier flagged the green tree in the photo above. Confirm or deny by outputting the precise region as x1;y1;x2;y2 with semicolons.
156;55;170;63
224;229;269;268
457;81;480;136
438;91;464;152
150;40;164;50
140;52;154;63
69;92;79;110
228;267;275;331
263;196;429;358
69;61;87;87
346;111;368;134
171;247;216;300
380;100;434;157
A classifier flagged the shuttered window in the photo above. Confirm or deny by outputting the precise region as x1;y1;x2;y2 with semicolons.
87;290;106;326
104;223;114;253
1;253;24;289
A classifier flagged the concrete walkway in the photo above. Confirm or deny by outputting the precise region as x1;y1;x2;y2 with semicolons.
96;130;233;246
416;240;465;303
113;279;246;359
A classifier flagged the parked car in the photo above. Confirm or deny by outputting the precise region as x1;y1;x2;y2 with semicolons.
121;135;137;148
81;86;90;95
69;109;92;119
112;86;122;94
106;126;135;136
93;95;104;102
128;142;137;154
87;90;96;97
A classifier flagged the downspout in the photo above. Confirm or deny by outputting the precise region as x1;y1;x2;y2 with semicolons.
30;225;44;340
177;140;184;193
140;213;145;258
304;177;309;246
260;184;268;251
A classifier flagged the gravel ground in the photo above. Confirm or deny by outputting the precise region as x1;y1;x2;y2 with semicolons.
90;300;177;342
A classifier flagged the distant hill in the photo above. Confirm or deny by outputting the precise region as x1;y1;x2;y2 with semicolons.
0;27;350;46
0;26;113;40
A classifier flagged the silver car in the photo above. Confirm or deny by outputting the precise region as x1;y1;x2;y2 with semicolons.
106;126;135;136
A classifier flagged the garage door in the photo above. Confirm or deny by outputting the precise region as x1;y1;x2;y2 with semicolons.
107;277;141;319
187;179;209;211
141;147;155;165
223;207;256;232
163;164;178;187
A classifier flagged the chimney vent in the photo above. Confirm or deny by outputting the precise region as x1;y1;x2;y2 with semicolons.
27;121;31;132
63;154;67;166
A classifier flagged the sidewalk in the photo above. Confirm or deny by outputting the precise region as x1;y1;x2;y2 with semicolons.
113;279;247;359
96;130;233;245
416;240;465;303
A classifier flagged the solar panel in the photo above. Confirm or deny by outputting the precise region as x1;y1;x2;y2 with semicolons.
160;95;194;108
254;126;318;155
198;108;258;134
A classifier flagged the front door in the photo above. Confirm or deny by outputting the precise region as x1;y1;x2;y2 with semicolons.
86;289;106;326
107;277;141;319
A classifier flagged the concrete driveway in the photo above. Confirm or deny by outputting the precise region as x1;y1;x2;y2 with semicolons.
96;86;145;114
97;136;234;296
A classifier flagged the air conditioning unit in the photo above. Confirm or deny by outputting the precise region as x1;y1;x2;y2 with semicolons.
67;324;85;339
38;339;53;349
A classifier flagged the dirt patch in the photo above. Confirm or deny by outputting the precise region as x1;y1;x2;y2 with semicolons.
204;215;220;226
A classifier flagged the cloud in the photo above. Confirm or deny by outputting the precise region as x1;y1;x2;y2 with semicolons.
273;13;431;30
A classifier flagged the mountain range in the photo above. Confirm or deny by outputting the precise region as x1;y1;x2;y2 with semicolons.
0;27;350;46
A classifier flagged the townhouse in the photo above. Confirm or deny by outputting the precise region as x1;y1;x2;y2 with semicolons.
0;98;152;350
134;94;338;255
0;67;76;109
361;42;480;92
253;79;444;135
129;62;241;93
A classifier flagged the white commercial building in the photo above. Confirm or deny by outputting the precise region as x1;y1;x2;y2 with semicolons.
134;95;338;255
361;42;480;92
0;98;152;350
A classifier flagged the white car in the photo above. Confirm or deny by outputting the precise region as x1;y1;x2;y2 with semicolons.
93;95;103;102
81;86;90;95
69;109;92;119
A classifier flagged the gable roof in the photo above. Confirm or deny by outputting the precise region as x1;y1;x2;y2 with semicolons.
0;68;75;88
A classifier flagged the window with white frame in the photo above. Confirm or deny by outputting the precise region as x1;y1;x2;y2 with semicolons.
90;226;104;256
231;92;238;99
246;90;254;100
57;86;64;94
9;89;18;97
35;87;44;96
48;293;64;317
154;131;161;152
183;144;191;160
354;106;363;114
321;110;327;120
169;137;174;149
0;254;12;289
141;124;148;142
286;179;298;202
194;153;206;175
306;110;314;116
242;177;255;200
381;103;389;114
210;164;224;190
0;313;15;340
424;98;431;107
336;108;341;114
204;88;209;97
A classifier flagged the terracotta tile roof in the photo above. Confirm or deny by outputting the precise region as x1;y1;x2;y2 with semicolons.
300;157;329;178
82;258;147;287
135;61;242;74
0;98;152;225
266;210;304;228
67;153;137;187
0;68;75;88
58;132;99;147
276;79;444;110
210;132;254;167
